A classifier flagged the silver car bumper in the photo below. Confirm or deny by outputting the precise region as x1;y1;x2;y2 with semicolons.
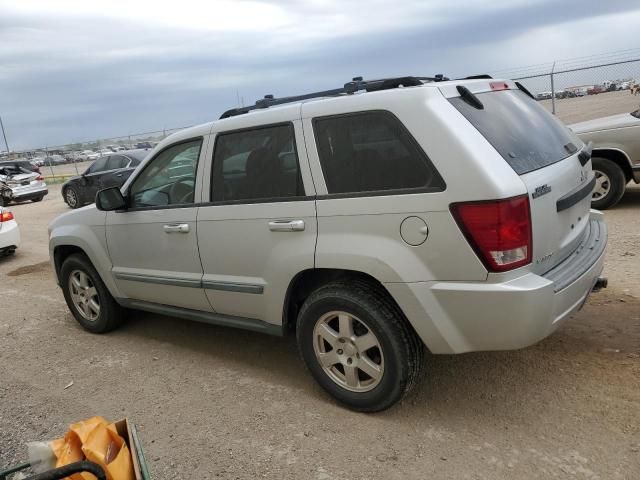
11;183;48;201
387;211;608;354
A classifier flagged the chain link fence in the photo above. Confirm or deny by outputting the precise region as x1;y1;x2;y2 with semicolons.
4;126;192;182
492;49;640;125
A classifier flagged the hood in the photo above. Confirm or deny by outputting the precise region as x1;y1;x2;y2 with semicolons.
63;175;83;187
569;112;640;134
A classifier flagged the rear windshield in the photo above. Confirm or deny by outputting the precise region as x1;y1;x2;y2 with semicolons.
449;90;578;175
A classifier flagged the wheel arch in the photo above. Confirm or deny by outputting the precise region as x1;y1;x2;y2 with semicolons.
282;268;408;334
592;148;633;183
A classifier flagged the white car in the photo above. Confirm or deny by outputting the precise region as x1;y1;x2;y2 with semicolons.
0;207;20;256
79;150;100;161
0;165;48;203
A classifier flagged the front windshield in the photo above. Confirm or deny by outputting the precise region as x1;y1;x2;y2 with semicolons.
631;109;640;119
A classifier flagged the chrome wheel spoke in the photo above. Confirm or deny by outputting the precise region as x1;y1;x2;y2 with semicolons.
317;323;339;347
78;271;89;288
88;298;100;316
338;313;353;337
71;276;82;291
358;356;382;380
343;365;359;388
318;350;339;368
354;332;377;352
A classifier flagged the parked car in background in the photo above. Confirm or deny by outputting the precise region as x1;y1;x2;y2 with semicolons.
135;141;153;149
0;159;41;174
50;76;607;411
77;150;100;161
0;165;48;203
42;155;66;166
0;206;20;256
570;108;640;209
587;86;606;95
61;149;148;208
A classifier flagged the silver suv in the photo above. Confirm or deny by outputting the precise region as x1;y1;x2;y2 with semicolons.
49;76;608;411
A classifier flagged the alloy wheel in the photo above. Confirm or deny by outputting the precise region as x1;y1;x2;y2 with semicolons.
312;311;384;392
68;269;100;321
65;188;78;207
592;170;611;200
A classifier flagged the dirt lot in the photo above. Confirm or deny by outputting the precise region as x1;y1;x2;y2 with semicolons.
1;184;639;480
541;89;640;124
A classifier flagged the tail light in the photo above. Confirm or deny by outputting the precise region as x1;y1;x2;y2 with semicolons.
451;195;532;272
36;175;44;181
0;211;14;222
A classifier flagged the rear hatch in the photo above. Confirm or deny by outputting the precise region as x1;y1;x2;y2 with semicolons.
445;81;593;274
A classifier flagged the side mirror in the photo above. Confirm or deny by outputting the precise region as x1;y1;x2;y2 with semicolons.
96;187;127;211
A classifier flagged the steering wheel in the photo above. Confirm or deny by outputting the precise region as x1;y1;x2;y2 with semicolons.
169;180;194;204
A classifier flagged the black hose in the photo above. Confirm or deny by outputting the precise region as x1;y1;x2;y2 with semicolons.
24;461;106;480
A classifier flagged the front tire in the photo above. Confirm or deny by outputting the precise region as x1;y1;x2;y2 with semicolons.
60;253;126;333
296;280;424;412
64;187;81;209
31;196;44;202
591;157;626;210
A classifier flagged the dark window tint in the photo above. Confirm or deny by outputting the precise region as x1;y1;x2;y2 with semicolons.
211;124;304;202
106;155;128;170
88;157;108;173
449;90;578;175
128;157;141;167
314;111;445;195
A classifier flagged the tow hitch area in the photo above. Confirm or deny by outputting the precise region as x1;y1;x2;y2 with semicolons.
592;277;608;292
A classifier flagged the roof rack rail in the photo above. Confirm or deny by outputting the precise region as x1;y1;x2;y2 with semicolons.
219;74;450;119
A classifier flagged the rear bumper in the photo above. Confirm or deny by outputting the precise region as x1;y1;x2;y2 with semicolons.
0;220;20;251
12;185;48;201
386;212;607;354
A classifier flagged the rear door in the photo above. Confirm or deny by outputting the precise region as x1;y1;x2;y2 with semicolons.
196;119;317;326
445;83;593;274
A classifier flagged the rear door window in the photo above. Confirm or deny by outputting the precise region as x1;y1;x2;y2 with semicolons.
211;124;304;202
313;111;445;195
449;89;579;175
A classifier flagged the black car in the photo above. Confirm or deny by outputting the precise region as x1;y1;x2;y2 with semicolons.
61;150;148;208
0;159;40;174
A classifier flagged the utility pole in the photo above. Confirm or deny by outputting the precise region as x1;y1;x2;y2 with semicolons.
0;115;9;154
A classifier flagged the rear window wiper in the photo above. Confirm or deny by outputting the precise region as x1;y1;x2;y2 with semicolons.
456;86;484;110
515;81;535;100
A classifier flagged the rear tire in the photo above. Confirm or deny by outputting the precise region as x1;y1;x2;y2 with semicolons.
60;253;126;333
64;187;81;209
31;196;43;202
591;157;626;210
296;280;424;412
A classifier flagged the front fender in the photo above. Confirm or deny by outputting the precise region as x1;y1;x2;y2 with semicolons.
49;213;123;299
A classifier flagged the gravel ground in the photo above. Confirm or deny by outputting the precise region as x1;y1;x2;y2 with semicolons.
1;185;639;480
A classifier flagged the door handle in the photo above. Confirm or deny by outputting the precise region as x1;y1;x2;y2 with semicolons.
163;223;190;233
268;220;305;232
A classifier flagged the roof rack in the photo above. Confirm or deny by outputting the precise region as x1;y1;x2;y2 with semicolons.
219;74;450;119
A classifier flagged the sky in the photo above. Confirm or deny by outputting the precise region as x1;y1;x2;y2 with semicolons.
1;0;639;151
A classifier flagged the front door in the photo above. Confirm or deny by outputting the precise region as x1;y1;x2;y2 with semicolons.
106;136;211;311
197;120;317;325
